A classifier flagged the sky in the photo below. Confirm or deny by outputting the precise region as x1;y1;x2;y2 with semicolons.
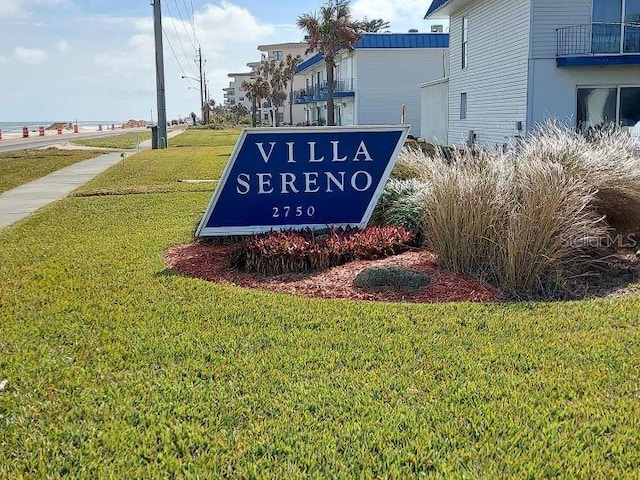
0;0;441;122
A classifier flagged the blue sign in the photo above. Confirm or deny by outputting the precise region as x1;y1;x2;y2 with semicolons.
196;125;410;236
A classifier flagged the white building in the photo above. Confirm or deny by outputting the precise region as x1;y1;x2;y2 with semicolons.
257;42;309;126
294;33;449;134
422;0;640;146
224;43;309;125
224;72;253;111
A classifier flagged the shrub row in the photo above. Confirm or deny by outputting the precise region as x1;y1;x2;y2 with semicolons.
230;226;414;275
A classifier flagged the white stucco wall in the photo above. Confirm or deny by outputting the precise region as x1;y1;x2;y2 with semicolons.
528;59;640;128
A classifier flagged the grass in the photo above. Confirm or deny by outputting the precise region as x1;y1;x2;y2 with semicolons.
72;129;237;196
169;127;241;148
71;131;152;149
1;129;639;477
0;148;104;194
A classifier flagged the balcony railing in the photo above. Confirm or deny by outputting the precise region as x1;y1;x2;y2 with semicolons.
293;78;355;104
557;22;640;56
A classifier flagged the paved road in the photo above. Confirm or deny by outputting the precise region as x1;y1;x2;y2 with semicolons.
0;129;184;230
0;128;148;153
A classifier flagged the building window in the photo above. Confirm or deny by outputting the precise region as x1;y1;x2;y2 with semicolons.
577;86;640;135
272;50;283;60
460;93;467;119
592;0;640;53
461;16;469;69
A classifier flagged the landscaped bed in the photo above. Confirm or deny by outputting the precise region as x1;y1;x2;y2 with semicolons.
165;243;504;303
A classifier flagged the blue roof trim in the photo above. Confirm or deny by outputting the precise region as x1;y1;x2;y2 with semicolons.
295;33;449;74
296;52;323;74
425;0;451;17
557;54;640;67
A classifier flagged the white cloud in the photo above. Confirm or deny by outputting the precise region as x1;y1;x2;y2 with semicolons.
351;0;445;32
90;2;294;109
55;39;69;52
195;1;276;44
0;0;25;18
14;46;47;64
0;0;71;19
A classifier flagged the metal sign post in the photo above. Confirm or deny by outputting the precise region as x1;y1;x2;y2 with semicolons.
197;125;410;236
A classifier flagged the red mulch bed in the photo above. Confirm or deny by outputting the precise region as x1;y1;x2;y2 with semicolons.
164;243;504;304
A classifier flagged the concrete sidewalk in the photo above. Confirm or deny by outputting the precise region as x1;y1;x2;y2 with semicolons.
0;129;184;230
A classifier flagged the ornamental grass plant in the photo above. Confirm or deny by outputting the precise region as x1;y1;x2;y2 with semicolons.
388;122;640;298
517;121;640;234
369;178;429;240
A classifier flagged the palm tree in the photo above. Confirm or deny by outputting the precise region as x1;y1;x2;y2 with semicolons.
230;103;249;124
283;54;302;125
361;17;390;33
242;76;270;127
260;57;288;127
297;0;363;126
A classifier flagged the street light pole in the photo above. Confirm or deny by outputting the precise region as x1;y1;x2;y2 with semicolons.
182;74;204;123
152;0;167;149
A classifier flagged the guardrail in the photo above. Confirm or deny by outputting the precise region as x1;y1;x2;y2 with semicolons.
293;78;355;104
557;22;640;56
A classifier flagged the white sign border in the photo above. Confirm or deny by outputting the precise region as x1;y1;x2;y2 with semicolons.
196;124;410;237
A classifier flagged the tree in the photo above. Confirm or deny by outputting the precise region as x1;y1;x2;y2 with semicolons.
262;54;301;126
241;76;269;127
260;57;287;127
297;0;363;126
203;99;215;124
361;17;390;32
230;103;250;124
283;54;302;125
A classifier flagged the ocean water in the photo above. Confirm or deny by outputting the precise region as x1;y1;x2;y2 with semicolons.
0;121;124;133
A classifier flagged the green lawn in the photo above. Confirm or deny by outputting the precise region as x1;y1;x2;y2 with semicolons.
71;131;152;149
72;146;229;196
169;127;241;148
0;148;104;194
0;129;638;477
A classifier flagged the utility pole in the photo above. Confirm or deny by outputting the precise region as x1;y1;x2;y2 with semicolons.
203;70;209;124
153;0;168;149
197;46;205;124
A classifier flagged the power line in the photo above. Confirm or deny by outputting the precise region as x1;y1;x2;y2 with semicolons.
162;24;196;83
173;0;198;53
189;0;198;46
163;0;196;74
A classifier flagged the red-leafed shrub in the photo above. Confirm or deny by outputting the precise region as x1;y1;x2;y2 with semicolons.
230;226;415;275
